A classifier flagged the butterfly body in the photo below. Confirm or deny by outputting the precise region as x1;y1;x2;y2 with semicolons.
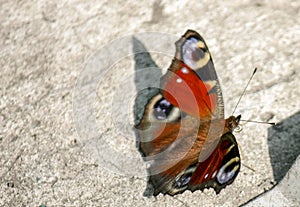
136;30;241;196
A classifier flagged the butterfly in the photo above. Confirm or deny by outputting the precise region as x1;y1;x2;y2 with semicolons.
135;30;241;197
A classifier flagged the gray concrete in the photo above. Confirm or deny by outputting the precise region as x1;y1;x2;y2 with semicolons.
1;1;299;206
243;156;300;207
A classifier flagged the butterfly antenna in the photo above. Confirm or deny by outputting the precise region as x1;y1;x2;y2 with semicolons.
240;119;277;126
232;68;257;115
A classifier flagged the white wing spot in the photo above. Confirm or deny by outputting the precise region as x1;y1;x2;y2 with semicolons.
212;171;217;178
176;78;182;83
181;67;189;74
204;173;209;179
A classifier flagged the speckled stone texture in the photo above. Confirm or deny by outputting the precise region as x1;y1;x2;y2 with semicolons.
1;1;299;206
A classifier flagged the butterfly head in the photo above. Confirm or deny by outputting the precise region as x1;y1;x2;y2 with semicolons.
226;115;241;132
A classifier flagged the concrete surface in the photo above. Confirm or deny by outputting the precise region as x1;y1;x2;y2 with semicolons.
1;1;299;206
242;156;300;207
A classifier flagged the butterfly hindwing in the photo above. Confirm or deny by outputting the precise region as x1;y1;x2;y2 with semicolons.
140;127;241;196
187;132;240;194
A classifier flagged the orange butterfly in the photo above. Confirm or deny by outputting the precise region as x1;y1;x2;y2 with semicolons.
136;30;241;196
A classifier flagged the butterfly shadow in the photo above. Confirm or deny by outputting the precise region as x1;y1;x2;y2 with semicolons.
240;111;300;206
132;36;163;125
132;36;163;196
268;111;300;182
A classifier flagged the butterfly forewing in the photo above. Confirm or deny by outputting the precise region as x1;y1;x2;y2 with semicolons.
161;30;224;119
